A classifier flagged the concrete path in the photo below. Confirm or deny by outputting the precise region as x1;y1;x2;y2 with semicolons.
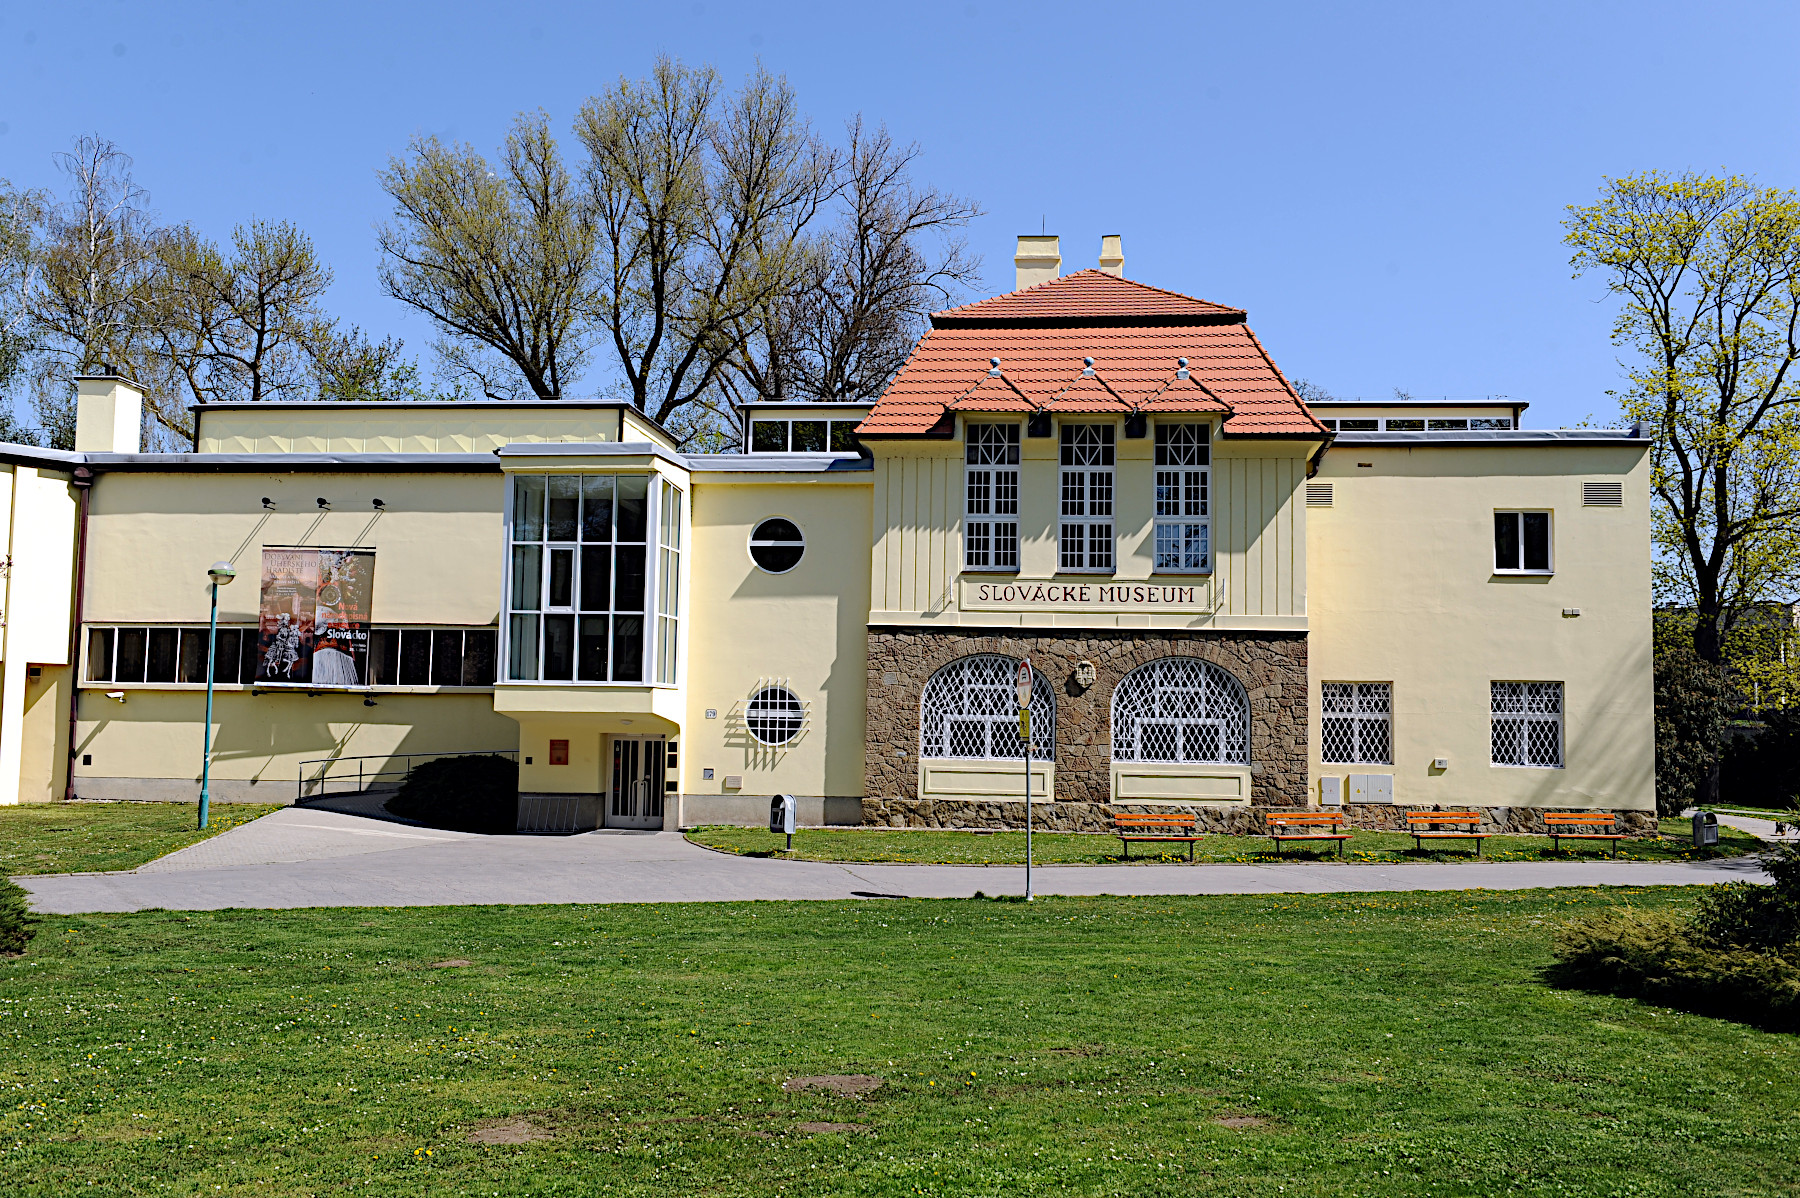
15;805;1775;914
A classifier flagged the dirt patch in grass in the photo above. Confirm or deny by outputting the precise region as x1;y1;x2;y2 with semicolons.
1213;1114;1269;1129
795;1121;871;1134
430;958;472;968
468;1116;553;1145
782;1074;883;1097
1048;1044;1106;1058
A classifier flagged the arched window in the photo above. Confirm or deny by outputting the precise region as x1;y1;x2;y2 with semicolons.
1111;657;1250;764
919;654;1054;761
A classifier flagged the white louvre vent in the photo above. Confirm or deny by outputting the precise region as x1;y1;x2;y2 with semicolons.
1582;481;1623;507
1306;482;1333;506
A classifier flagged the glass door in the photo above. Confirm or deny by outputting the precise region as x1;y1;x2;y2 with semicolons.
608;736;666;830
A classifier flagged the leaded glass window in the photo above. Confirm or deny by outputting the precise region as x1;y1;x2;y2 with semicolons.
965;424;1020;570
1491;681;1563;768
919;654;1054;761
1111;657;1249;764
1321;682;1391;764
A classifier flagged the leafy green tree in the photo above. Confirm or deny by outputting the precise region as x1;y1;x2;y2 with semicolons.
1566;173;1800;665
1654;613;1736;816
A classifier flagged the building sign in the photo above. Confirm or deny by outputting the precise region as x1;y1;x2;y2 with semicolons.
256;547;376;686
960;578;1214;614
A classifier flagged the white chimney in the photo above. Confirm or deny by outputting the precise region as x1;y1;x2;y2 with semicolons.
1014;235;1061;290
74;369;144;453
1098;234;1125;277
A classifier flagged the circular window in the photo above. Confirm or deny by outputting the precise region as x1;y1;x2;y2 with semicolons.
749;518;805;573
746;685;805;745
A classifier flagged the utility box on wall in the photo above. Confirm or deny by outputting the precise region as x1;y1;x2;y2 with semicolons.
1320;777;1344;807
1348;774;1393;804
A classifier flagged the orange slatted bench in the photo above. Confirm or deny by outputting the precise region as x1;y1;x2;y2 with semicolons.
1406;811;1491;855
1545;812;1624;857
1265;812;1351;857
1114;813;1202;862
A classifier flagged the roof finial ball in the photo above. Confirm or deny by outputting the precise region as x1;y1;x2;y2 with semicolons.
1177;357;1190;380
988;357;1001;377
1082;356;1096;378
1084;357;1095;367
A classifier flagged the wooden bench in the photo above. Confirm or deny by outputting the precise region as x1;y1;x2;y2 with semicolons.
1406;811;1491;855
1114;813;1202;861
1265;812;1351;857
1545;812;1625;857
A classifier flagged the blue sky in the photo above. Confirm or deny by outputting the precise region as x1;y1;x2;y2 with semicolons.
4;0;1797;428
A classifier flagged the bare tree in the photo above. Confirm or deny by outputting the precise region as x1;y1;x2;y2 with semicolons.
725;117;980;411
1288;379;1337;404
578;58;833;425
28;136;161;444
377;112;594;400
311;326;421;401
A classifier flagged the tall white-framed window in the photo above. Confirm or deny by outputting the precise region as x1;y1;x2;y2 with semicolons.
1154;423;1210;572
1059;423;1115;572
964;423;1020;571
1494;510;1552;574
919;654;1055;761
1111;656;1250;764
655;478;682;685
506;473;660;683
1491;681;1563;768
1321;682;1391;764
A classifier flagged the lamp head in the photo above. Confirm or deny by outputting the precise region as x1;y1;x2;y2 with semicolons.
208;561;236;586
261;497;276;510
316;497;331;511
372;498;386;510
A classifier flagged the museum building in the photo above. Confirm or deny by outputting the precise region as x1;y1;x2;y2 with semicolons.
0;235;1656;832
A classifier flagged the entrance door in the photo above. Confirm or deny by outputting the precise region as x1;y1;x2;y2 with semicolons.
608;736;666;829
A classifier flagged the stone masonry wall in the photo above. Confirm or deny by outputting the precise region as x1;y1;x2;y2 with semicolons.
864;627;1309;824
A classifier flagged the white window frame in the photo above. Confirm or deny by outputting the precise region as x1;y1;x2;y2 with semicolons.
1493;509;1554;575
749;417;862;454
502;473;675;686
964;423;1020;571
1111;656;1250;765
1320;681;1392;765
1059;422;1115;573
1490;681;1563;768
1153;422;1211;573
919;654;1055;762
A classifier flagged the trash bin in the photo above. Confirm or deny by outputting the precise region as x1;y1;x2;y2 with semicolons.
1692;810;1719;847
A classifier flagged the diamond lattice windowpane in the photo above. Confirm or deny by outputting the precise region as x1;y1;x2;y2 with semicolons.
920;655;1055;762
1112;657;1250;764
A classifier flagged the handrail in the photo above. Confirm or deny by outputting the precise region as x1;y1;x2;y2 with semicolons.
296;749;519;803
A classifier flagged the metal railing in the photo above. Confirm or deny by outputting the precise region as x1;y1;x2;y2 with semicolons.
296;749;519;803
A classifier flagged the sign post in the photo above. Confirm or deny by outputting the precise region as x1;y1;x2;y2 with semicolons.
1017;659;1034;902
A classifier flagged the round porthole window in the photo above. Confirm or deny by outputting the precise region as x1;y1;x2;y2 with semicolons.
746;685;805;745
749;518;805;573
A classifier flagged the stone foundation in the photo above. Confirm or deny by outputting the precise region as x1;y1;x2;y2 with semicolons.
858;797;1660;836
865;626;1309;813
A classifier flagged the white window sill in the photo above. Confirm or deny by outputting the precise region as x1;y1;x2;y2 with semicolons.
1490;763;1565;770
1492;570;1554;577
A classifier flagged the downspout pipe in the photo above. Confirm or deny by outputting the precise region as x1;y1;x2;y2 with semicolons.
63;465;94;802
1305;431;1336;479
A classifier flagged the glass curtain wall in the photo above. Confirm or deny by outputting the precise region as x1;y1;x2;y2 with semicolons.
509;474;683;683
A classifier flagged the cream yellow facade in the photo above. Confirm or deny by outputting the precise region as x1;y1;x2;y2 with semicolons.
0;286;1655;830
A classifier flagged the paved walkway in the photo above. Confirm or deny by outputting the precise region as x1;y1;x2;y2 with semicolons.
15;805;1775;914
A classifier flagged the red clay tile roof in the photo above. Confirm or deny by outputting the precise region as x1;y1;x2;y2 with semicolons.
860;271;1324;437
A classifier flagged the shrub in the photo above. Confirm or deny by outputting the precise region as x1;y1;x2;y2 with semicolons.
1551;844;1800;1029
1721;706;1800;812
0;875;35;955
386;754;518;834
1654;622;1734;817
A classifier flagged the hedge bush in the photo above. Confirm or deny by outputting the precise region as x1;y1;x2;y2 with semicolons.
385;754;518;834
1551;844;1800;1030
0;875;35;955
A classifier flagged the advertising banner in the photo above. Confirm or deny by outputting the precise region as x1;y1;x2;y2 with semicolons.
256;547;376;687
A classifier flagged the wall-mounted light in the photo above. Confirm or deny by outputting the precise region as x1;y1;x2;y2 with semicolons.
316;497;331;510
363;696;377;707
262;497;276;510
105;690;126;703
372;498;386;511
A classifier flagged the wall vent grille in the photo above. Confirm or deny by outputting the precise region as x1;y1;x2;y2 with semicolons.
1582;481;1623;507
1306;482;1333;507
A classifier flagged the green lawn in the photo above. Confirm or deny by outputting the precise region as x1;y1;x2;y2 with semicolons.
1;890;1795;1196
0;801;282;876
687;818;1762;866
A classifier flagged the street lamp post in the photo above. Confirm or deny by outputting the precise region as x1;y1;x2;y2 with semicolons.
199;561;236;829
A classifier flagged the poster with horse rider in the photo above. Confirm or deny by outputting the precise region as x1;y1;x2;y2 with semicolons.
255;546;376;686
